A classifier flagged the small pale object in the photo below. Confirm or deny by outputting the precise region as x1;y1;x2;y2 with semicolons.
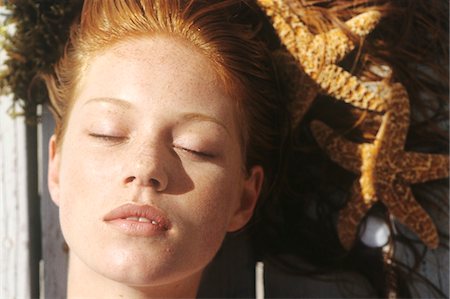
359;216;390;248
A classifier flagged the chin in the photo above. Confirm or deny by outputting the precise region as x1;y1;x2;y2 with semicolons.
79;244;204;288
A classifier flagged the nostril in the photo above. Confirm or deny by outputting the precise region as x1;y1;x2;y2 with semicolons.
149;178;160;188
125;176;136;184
124;176;163;190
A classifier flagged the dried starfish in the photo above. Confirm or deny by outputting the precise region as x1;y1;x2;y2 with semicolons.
257;0;386;113
310;81;449;249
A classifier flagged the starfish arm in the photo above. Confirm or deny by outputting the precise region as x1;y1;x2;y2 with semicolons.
377;83;411;155
310;120;363;173
316;11;382;64
399;152;450;184
344;11;382;38
257;0;312;56
316;64;386;111
371;83;410;163
382;183;439;249
338;181;377;249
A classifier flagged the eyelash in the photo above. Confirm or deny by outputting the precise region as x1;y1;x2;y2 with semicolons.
176;146;214;159
89;133;126;143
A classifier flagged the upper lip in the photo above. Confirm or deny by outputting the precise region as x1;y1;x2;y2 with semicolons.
103;203;171;230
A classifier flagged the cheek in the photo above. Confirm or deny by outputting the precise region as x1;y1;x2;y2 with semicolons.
60;150;107;198
180;167;242;235
57;143;119;234
167;170;240;268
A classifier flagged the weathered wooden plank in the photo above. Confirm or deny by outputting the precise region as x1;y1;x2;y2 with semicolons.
0;94;30;299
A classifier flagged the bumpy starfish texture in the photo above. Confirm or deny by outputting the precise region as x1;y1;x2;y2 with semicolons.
257;0;386;114
310;81;449;249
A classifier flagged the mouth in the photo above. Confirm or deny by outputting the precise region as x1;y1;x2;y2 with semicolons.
103;203;171;236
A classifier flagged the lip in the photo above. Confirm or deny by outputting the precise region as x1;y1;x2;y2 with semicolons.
103;203;171;237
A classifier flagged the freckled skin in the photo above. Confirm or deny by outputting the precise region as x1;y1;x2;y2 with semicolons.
48;36;263;298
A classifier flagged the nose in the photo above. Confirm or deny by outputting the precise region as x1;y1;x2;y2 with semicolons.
123;144;169;192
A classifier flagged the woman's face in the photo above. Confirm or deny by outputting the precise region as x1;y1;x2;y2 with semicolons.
48;36;263;288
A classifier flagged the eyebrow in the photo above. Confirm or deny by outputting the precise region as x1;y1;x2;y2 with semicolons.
83;97;230;135
83;97;132;110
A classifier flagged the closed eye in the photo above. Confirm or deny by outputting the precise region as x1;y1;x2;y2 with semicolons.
89;133;127;143
175;146;214;159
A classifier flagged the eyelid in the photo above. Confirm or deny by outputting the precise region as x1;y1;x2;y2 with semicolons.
173;145;215;159
88;132;128;143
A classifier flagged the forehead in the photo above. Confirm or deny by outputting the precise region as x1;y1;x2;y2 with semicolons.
83;37;221;92
75;36;229;110
112;35;194;65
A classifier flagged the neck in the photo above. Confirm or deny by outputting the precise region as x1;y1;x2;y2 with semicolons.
66;253;201;299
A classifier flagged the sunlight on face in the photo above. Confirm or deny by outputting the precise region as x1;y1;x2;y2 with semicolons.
48;36;263;288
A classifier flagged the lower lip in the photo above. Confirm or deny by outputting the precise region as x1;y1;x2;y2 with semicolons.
106;219;168;237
